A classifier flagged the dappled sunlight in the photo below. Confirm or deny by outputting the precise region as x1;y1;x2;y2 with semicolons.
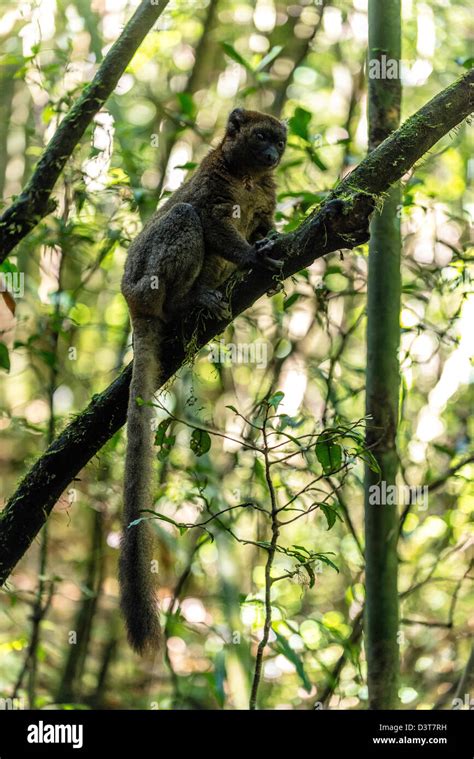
0;0;471;720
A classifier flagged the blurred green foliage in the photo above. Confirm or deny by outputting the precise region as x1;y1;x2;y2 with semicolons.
0;0;472;710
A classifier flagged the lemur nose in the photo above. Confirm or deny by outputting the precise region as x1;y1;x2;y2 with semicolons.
264;147;279;166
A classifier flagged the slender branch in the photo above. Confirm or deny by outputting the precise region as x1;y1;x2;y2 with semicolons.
399;454;474;534
0;70;473;585
400;618;452;628
324;476;363;557
153;400;262;452
316;610;364;708
271;0;327;117
163;535;210;708
427;455;474;493
0;0;169;260
249;408;279;710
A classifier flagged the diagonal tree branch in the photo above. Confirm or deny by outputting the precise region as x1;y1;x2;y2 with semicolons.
0;68;472;585
0;0;169;261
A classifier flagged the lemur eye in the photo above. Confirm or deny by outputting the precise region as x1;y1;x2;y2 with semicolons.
256;132;265;141
278;140;284;149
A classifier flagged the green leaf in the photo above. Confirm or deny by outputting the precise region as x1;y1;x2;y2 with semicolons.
236;85;258;98
157;440;175;462
255;71;271;85
255;45;283;73
0;53;25;67
272;629;312;692
176;92;196;118
154;419;175;461
190;428;211;456
315;432;343;474
319;503;341;531
316;553;339;572
456;56;474;69
277;414;304;433
358;448;382;475
0;342;10;372
268;390;285;409
288;107;312;141
213;650;226;707
292;545;311;554
253;457;267;488
173;162;197;170
254;540;273;551
221;42;253;71
130;511;188;535
154;418;172;446
0;261;19;274
283;292;301;311
304;563;316;588
306;147;328;171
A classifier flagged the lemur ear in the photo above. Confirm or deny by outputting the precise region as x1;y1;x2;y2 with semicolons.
280;118;289;135
227;108;247;136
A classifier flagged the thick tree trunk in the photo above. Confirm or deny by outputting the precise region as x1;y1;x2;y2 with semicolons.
364;0;402;709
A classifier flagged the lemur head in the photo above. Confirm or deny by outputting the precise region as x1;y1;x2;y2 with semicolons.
222;108;287;175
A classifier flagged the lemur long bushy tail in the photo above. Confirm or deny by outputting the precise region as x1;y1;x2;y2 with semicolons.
119;317;162;654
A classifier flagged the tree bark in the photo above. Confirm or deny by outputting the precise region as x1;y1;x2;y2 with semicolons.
363;0;402;710
0;69;472;585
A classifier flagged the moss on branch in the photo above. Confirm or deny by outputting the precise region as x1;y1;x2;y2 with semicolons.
0;69;473;585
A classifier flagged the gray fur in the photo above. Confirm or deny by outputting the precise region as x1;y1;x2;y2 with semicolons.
120;109;287;654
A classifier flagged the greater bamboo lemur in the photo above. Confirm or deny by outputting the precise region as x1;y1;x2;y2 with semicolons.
120;108;287;654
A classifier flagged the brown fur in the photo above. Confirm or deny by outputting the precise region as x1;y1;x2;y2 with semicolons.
120;109;287;654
